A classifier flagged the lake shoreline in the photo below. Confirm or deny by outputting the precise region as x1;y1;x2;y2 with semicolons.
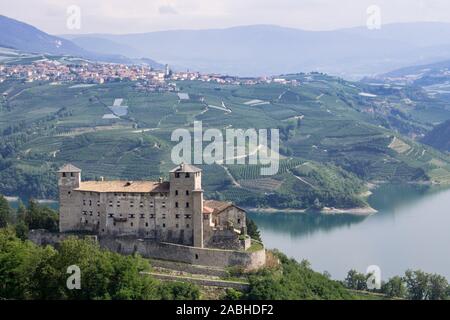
245;205;377;216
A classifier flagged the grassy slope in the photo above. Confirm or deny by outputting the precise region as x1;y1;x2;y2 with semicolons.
1;74;450;207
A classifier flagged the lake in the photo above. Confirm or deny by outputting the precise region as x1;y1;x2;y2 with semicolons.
248;184;450;281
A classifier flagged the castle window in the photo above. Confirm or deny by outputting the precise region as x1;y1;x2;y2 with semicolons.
176;214;180;219
176;224;179;228
163;223;166;228
113;222;116;226
130;201;134;208
238;219;241;224
82;211;87;215
186;224;190;228
89;200;92;206
186;202;190;208
185;214;191;219
130;222;133;227
150;214;155;219
62;172;66;177
68;191;71;195
185;173;190;178
140;202;144;208
83;200;86;206
175;190;179;196
108;213;114;218
162;202;166;208
109;201;113;207
162;214;166;219
140;214;145;219
85;220;88;224
145;222;149;227
117;201;120;207
97;201;100;206
175;202;179;208
195;254;198;260
97;212;100;217
129;214;135;219
175;172;180;178
71;173;74;177
89;211;93;216
203;214;209;220
150;202;154;208
186;190;189;196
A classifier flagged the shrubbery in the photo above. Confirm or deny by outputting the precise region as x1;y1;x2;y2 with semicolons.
0;228;200;300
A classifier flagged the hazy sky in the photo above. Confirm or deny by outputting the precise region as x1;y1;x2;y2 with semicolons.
1;0;449;34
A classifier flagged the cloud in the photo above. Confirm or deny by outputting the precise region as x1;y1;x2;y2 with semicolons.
158;5;178;15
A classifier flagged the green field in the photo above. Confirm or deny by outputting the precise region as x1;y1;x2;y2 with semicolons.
2;73;450;209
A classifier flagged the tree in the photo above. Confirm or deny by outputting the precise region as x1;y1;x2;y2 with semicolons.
312;198;324;211
382;276;406;298
344;269;368;291
14;201;29;240
404;270;431;300
157;282;200;300
0;194;12;228
223;288;244;300
246;218;262;242
427;273;448;300
25;200;58;232
247;253;352;300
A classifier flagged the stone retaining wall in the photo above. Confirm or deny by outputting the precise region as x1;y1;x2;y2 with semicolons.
145;272;250;291
28;230;266;271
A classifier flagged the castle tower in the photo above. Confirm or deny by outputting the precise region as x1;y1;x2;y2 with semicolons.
169;163;203;247
57;164;81;232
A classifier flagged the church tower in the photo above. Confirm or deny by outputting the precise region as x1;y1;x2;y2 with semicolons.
58;164;81;232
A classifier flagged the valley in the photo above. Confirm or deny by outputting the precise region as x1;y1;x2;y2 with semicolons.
1;65;450;213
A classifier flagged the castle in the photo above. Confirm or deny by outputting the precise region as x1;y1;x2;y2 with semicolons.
58;163;250;251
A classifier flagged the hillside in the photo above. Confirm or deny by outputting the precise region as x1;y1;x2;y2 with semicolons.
0;15;161;67
63;22;450;78
373;59;450;88
1;73;450;209
422;120;450;152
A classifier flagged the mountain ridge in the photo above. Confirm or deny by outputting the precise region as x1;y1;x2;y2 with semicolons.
61;22;450;78
0;15;162;68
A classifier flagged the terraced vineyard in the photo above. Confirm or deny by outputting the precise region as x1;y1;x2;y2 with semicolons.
2;73;450;209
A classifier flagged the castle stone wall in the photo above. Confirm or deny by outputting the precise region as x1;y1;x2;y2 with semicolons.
28;230;266;271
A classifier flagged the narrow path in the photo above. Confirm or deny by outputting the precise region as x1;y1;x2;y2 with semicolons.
220;164;241;188
141;272;250;290
288;169;318;189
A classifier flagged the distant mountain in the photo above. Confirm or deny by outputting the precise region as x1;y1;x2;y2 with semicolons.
373;59;450;87
422;120;450;152
0;15;162;68
63;23;450;78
